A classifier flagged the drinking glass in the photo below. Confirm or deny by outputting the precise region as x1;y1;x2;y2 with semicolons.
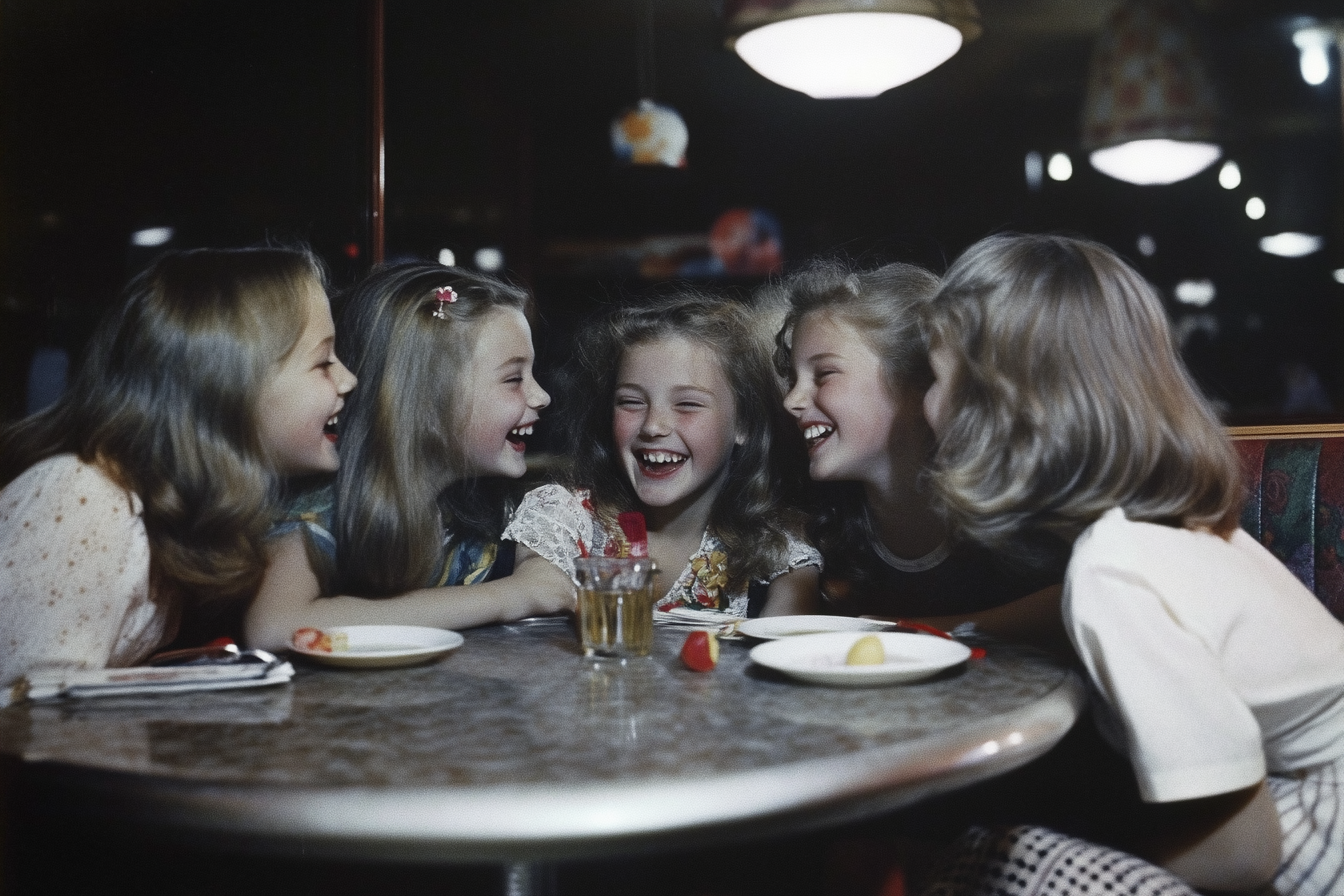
573;557;656;658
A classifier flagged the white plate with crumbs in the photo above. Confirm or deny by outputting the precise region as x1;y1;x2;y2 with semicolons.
749;632;970;686
289;625;464;669
737;615;896;641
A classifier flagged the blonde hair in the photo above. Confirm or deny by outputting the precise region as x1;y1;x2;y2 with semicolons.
0;246;320;607
923;233;1242;547
329;263;532;596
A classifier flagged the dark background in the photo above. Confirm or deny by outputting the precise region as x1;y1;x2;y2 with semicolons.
2;0;1341;427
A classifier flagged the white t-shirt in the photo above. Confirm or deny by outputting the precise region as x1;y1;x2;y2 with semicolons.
0;454;170;686
1065;507;1344;803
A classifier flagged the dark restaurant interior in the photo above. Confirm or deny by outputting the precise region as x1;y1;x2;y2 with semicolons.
2;0;1343;431
2;0;1344;894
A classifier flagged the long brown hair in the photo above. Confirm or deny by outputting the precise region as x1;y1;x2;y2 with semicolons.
0;246;319;607
560;291;806;591
329;263;532;596
923;233;1243;547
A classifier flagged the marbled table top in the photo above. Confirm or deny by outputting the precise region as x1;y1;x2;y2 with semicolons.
0;617;1084;862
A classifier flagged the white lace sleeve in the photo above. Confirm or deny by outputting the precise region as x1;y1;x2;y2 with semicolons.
771;530;822;581
502;485;596;580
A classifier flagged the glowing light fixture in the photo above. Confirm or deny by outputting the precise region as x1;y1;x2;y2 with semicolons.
1047;153;1072;182
1332;268;1344;284
1245;197;1266;220
1024;151;1044;191
1174;278;1215;306
1137;234;1157;257
131;226;174;247
1082;0;1221;185
474;247;504;272
1294;27;1334;86
438;248;456;267
1259;232;1323;258
725;0;981;99
1218;160;1241;189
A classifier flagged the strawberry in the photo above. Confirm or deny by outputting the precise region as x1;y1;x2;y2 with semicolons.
680;630;719;672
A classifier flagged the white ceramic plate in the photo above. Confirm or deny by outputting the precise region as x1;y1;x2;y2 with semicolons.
749;631;971;686
289;625;464;669
738;615;896;641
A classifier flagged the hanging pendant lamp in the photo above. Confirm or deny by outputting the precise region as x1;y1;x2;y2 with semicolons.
725;0;981;99
611;0;689;168
1081;0;1221;185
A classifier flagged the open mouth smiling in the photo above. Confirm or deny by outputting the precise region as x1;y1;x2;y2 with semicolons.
802;423;834;449
324;414;340;443
506;424;534;449
636;449;687;474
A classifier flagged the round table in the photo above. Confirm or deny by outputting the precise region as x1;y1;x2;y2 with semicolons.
0;618;1084;868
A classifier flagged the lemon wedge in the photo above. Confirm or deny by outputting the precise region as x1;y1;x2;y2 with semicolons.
846;634;885;666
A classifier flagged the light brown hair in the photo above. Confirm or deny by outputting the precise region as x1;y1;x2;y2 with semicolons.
0;246;320;608
922;233;1243;548
329;263;532;596
770;258;942;593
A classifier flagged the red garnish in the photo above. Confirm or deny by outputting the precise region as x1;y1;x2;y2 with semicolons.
293;628;332;653
893;619;986;659
618;511;649;558
680;631;719;672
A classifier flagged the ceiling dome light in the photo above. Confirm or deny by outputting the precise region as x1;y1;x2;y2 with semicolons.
131;226;175;247
1082;0;1221;185
1293;27;1334;86
1047;153;1073;181
1218;160;1241;189
1088;139;1222;186
1245;196;1266;220
1259;232;1323;258
726;1;981;99
1174;278;1216;306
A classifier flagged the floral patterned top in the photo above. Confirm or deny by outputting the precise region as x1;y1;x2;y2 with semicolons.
502;484;821;617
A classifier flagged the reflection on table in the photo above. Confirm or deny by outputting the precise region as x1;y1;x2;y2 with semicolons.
0;617;1084;864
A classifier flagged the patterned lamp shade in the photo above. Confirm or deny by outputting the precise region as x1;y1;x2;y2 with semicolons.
611;99;689;168
1082;0;1221;185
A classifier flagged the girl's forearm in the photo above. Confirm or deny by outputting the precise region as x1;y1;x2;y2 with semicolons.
244;536;574;653
759;566;821;617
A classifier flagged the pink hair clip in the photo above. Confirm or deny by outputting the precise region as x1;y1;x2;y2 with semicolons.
432;286;458;319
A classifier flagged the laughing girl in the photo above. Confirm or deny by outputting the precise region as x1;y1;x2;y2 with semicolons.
503;293;820;619
244;263;574;651
1;247;355;685
774;260;1068;650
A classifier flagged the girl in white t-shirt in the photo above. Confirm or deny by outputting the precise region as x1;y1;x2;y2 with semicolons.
918;233;1344;895
0;247;356;688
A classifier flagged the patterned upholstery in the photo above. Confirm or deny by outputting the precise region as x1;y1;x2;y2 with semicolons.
1233;437;1344;621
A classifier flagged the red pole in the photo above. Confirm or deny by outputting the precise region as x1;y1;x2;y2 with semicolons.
368;0;386;266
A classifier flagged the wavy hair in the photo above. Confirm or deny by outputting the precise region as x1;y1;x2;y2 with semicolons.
922;233;1242;548
0;246;320;608
328;263;532;596
559;291;806;591
771;258;942;593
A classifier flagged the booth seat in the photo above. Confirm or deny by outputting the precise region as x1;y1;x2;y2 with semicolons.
1231;425;1344;622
